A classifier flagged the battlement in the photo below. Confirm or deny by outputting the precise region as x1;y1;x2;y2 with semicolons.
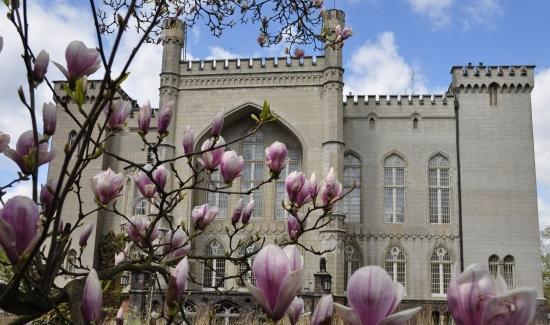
343;94;453;107
451;64;535;92
179;56;326;75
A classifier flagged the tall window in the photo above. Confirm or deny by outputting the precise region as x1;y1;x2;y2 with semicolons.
238;244;256;287
429;155;451;224
384;246;406;291
488;254;499;278
489;83;498;106
343;154;361;223
384;154;405;223
146;147;155;164
503;255;515;289
133;185;147;216
68;131;78;151
274;148;302;218
241;131;264;218
431;247;452;296
65;249;77;277
344;245;361;289
203;240;226;290
207;170;228;218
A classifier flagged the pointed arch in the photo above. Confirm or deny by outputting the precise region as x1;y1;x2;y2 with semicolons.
488;254;500;278
488;82;499;106
202;239;226;290
343;240;362;290
428;153;451;224
429;245;454;296
383;152;406;223
503;255;515;288
383;244;407;292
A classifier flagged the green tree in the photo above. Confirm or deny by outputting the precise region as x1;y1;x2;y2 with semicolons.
541;227;550;300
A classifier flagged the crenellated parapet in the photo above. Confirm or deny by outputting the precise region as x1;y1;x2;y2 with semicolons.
343;94;454;119
451;64;534;94
53;80;140;110
343;94;452;107
179;56;326;75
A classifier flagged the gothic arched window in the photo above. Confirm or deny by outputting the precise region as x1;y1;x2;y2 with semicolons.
503;255;515;289
344;245;361;289
237;244;256;287
65;249;77;277
133;185;147;216
489;83;498;106
68;130;78;151
384;246;406;291
384;154;405;223
488;254;500;278
429;154;451;224
207;170;228;218
343;154;361;223
431;247;452;296
203;239;226;290
214;301;241;325
241;130;264;218
274;147;302;218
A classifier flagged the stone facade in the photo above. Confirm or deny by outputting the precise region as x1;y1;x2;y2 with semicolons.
48;9;545;323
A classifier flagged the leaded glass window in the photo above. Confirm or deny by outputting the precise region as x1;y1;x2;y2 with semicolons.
429;155;451;224
503;255;515;289
384;246;406;291
203;240;226;290
489;255;499;278
344;245;361;290
238;244;256;287
431;247;452;296
384;154;405;223
241;131;264;218
343;154;361;223
207;170;228;218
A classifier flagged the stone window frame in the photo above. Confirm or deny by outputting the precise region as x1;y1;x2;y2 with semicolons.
383;153;406;223
343;152;362;223
202;239;226;291
428;153;452;224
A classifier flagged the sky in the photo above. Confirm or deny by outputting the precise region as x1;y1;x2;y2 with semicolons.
1;0;550;228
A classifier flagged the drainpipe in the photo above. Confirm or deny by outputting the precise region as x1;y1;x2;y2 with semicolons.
454;96;464;272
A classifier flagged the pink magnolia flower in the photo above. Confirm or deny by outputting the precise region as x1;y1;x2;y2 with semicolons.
152;165;168;191
157;101;174;135
40;178;57;213
309;172;319;199
3;130;55;174
33;50;49;85
182;126;195;156
294;48;305;58
165;257;189;308
231;198;243;226
91;168;124;205
198;137;225;171
241;200;254;224
116;306;124;325
125;215;159;246
103;100;131;130
311;294;333;325
319;167;342;209
79;223;94;246
287;214;306;241
312;0;323;8
138;100;152;135
192;204;218;230
42;102;57;136
211;111;224;137
166;229;191;258
135;166;156;198
81;269;104;324
114;252;125;266
220;150;244;184
257;34;267;47
247;245;304;321
54;40;101;82
287;297;304;325
447;263;537;325
286;171;312;208
0;196;40;264
265;141;288;176
334;266;421;325
0;131;9;153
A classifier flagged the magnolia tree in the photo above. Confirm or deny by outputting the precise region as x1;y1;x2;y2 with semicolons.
0;0;539;324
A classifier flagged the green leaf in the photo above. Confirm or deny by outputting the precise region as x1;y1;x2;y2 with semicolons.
3;0;9;7
74;78;86;107
114;72;130;87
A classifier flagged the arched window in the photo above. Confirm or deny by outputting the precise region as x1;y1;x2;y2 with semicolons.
274;147;302;218
214;301;241;325
238;244;256;287
146;147;155;164
413;118;419;129
384;154;405;223
133;185;147;216
488;255;500;278
65;249;77;277
369;117;375;128
241;131;264;218
489;83;498;106
503;255;515;289
207;170;228;218
384;246;406;291
344;245;361;289
68;131;78;151
203;239;226;290
429;154;451;224
343;154;361;223
431;247;452;296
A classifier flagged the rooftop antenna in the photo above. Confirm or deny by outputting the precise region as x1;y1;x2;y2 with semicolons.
183;23;187;61
410;69;415;95
333;0;336;9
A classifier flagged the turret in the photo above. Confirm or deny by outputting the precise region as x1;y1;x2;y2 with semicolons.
322;9;345;68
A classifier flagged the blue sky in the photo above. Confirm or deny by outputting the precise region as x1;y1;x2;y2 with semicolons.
1;0;550;228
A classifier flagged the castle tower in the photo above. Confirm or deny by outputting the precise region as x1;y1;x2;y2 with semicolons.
319;9;347;296
452;65;543;297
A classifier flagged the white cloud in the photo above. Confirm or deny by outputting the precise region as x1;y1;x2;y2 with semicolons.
532;68;550;188
461;0;504;29
1;182;33;204
406;0;453;27
206;46;241;59
345;31;429;95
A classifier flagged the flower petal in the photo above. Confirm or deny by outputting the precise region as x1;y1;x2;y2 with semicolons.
333;303;361;325
481;288;537;325
271;269;304;321
245;282;273;316
378;307;422;325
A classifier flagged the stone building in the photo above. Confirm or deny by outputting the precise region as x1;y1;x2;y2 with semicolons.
49;9;545;323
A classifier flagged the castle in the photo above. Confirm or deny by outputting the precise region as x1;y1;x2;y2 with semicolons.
49;9;545;323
